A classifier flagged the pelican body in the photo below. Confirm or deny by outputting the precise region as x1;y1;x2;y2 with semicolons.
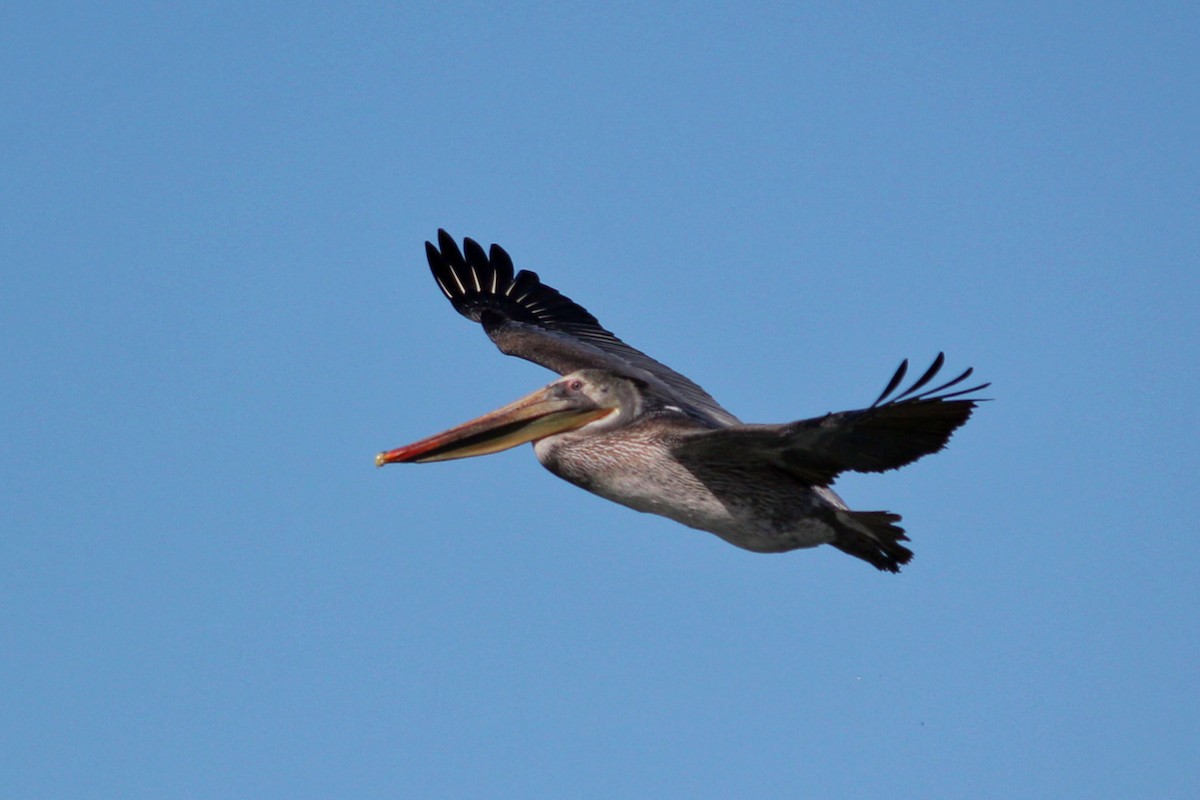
378;231;988;572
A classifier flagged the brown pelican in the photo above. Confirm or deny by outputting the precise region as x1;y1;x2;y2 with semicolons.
377;231;988;572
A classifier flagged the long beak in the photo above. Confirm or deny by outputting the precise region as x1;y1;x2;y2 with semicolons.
376;385;610;466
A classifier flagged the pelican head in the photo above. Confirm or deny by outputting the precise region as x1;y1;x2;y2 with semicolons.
376;370;640;466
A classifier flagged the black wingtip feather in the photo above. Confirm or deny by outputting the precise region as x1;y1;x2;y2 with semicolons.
489;243;514;280
872;354;988;408
909;366;972;400
436;229;464;268
462;237;489;292
892;351;946;402
872;359;909;408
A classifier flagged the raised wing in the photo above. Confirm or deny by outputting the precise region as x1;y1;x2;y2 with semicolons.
425;230;740;427
673;353;988;486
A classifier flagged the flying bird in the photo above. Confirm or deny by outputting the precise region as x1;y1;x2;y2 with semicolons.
377;231;988;572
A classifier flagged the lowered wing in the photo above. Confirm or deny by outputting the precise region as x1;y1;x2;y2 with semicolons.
672;353;989;486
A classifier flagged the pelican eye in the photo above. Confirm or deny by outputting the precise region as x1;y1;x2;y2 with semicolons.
568;379;583;391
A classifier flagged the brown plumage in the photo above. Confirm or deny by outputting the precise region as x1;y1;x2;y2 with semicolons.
378;231;989;572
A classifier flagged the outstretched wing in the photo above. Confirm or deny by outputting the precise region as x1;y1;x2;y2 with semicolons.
424;230;740;427
673;353;988;486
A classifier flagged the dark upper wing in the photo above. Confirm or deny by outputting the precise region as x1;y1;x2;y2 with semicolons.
672;353;988;486
425;230;740;427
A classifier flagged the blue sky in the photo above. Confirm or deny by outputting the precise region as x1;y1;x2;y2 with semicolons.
3;2;1197;797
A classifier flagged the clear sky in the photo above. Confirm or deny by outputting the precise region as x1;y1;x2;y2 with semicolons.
3;3;1197;797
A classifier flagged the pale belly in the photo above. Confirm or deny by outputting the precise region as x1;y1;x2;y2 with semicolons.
536;435;843;553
